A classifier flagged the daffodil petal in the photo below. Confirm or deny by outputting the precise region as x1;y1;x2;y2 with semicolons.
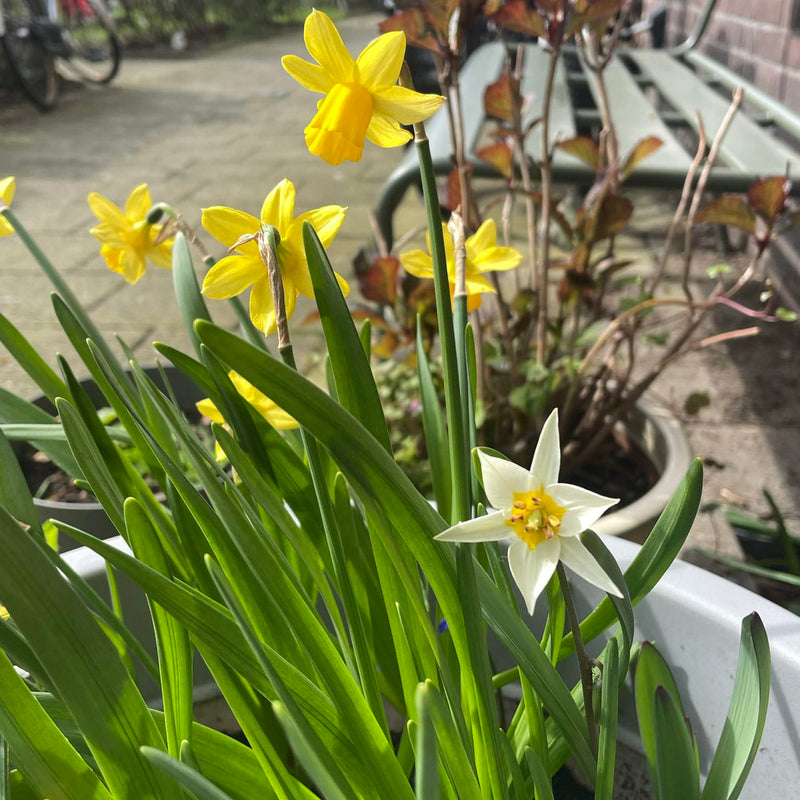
529;409;561;487
125;184;152;221
90;223;128;248
366;111;412;148
293;204;347;249
473;246;522;272
558;536;623;597
260;179;295;237
196;398;224;423
373;85;445;125
147;240;175;269
88;193;127;228
202;254;264;299
508;537;560;615
464;274;495;295
201;206;261;249
547;483;618;537
249;276;276;334
477;450;536;510
356;30;405;91
467;218;497;252
100;245;123;274
305;9;355;84
281;54;333;94
0;217;12;237
265;407;299;430
119;247;146;284
434;511;508;542
400;249;434;279
0;176;16;205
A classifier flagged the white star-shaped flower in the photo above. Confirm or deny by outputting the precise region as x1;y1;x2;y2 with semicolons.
436;410;623;614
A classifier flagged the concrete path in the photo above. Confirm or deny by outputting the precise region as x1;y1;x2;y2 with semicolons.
1;11;798;559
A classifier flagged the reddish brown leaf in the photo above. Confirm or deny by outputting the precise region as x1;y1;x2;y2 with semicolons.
379;9;442;53
536;0;562;15
747;176;789;225
565;0;624;36
620;136;663;180
695;196;757;234
557;136;600;171
356;254;400;307
476;141;514;179
484;73;514;121
594;194;633;240
490;0;548;38
444;168;462;213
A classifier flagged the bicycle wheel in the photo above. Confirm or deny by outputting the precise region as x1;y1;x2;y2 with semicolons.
57;0;120;84
0;0;58;110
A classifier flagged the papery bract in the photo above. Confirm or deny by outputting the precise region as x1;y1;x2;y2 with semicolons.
282;10;445;165
201;178;347;334
435;409;622;614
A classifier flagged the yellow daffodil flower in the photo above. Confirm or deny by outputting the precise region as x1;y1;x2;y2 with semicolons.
400;219;521;311
201;178;347;334
282;10;445;165
197;371;297;461
88;184;174;284
0;176;16;237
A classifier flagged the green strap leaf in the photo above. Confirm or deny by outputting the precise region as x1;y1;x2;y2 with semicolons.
414;683;440;800
171;232;212;356
0;649;112;800
700;613;771;800
0;506;175;799
653;687;700;800
595;637;621;800
141;746;234;800
302;222;391;453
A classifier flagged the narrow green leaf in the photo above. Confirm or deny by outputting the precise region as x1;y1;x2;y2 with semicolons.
595;637;620;800
0;506;174;799
415;683;440;800
635;641;687;784
141;746;234;800
416;317;451;521
523;748;554;800
560;460;703;661
0;649;112;800
172;232;212;355
700;614;770;800
0;428;43;538
653;687;700;800
0;311;68;403
302;221;391;452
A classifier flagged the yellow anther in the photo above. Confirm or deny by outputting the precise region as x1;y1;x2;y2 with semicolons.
524;523;536;533
513;500;527;510
510;514;524;523
547;515;561;529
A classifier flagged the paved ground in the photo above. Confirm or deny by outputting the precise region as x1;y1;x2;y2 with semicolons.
1;11;799;562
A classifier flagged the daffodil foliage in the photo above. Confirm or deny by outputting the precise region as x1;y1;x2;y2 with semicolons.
282;10;444;165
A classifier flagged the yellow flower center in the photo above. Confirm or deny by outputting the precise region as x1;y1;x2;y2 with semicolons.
305;83;373;166
505;490;566;550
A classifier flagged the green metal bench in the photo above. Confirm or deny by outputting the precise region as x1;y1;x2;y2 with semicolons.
374;0;800;248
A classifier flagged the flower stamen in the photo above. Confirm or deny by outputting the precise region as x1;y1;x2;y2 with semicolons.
505;489;566;550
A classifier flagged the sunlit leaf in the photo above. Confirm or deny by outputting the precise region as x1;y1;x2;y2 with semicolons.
355;253;400;307
695;196;756;234
594;194;634;239
557;136;600;171
621;136;664;180
476;141;514;179
379;9;441;53
484;73;514;121
747;176;788;225
489;0;547;38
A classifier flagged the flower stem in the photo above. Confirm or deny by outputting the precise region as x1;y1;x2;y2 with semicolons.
557;562;598;756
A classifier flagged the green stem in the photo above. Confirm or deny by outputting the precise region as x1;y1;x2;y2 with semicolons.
557;563;598;756
412;125;470;525
1;207;123;374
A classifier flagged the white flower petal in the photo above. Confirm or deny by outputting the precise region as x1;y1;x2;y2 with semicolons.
507;537;560;615
477;449;536;510
548;483;619;535
529;409;561;486
558;535;623;597
434;511;508;543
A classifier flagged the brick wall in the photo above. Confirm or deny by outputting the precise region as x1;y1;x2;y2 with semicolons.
642;0;800;110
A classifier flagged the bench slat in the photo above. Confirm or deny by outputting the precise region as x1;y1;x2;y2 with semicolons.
582;56;692;173
627;50;800;178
